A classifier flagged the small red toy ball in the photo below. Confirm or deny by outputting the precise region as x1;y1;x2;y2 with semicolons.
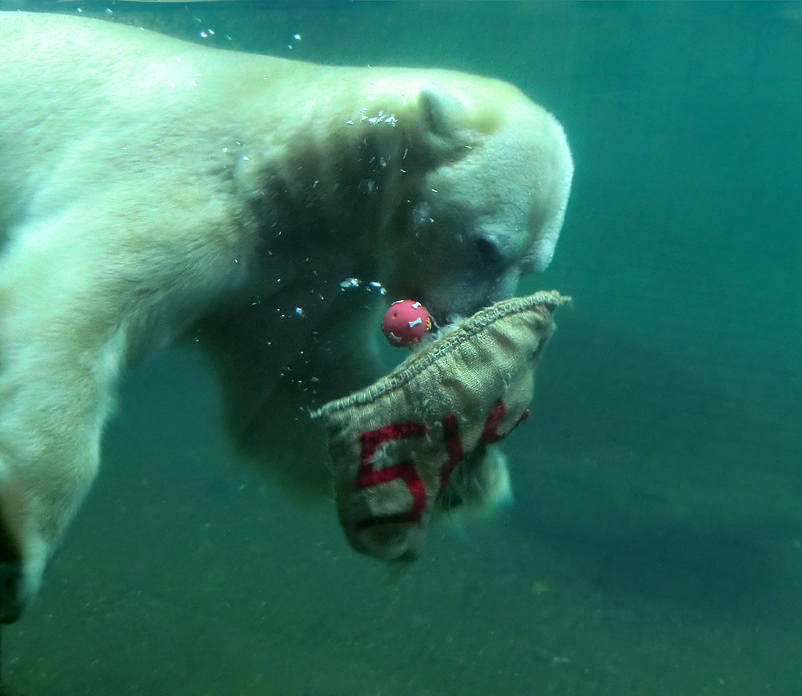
381;300;432;347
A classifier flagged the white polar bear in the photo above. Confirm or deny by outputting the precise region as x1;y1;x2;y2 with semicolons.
0;12;572;621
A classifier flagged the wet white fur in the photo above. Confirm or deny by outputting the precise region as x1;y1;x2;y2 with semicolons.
0;12;572;613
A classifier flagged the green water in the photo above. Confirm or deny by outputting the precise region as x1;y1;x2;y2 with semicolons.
3;2;801;694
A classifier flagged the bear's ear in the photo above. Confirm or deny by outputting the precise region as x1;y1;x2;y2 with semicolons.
418;83;466;138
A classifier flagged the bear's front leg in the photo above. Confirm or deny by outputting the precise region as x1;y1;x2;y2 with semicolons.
0;288;126;622
199;286;388;501
0;193;245;620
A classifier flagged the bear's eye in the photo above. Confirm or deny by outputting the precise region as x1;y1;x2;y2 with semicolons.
475;236;503;265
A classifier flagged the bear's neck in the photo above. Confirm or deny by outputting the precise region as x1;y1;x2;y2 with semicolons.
235;110;434;286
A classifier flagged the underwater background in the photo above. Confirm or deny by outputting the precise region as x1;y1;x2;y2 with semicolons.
2;1;801;694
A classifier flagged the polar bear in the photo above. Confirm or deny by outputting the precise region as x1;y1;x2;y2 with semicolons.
0;12;572;621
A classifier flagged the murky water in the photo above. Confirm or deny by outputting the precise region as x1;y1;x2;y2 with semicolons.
2;2;800;694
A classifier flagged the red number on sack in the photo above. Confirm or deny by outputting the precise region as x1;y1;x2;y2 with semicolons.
481;400;530;443
357;401;531;526
357;422;427;527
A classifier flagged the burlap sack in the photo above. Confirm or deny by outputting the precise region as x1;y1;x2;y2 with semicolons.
313;290;568;561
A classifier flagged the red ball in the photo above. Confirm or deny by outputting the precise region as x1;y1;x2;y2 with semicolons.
381;300;432;347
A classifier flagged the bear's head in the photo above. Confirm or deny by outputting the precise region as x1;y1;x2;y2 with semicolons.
378;80;573;326
243;72;572;331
